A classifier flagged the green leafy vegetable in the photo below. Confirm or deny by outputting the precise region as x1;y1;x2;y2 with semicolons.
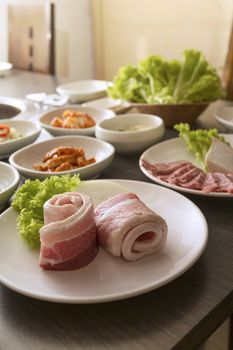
107;49;223;104
12;174;81;249
174;123;227;168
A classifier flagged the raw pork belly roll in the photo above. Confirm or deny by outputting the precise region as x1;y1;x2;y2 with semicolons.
95;193;168;261
39;192;97;271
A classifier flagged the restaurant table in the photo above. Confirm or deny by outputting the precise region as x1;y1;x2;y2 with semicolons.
0;70;233;350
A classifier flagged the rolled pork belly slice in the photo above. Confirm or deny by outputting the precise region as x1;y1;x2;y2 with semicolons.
39;192;97;271
95;193;168;261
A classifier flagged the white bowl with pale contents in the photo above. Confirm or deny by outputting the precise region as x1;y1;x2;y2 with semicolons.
0;162;20;210
95;113;165;154
9;135;115;180
39;106;115;137
0;119;41;159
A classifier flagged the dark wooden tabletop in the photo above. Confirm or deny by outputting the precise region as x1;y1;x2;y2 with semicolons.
0;71;233;350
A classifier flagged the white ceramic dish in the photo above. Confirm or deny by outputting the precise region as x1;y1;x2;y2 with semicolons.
82;97;122;110
0;62;12;77
56;80;111;103
0;179;208;303
39;105;115;136
0;119;41;159
9;135;114;180
0;96;38;120
0;162;20;210
95;113;165;154
26;92;69;107
214;105;233;132
140;134;233;197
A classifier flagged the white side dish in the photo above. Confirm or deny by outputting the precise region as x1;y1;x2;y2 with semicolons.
39;105;115;137
0;120;41;159
95;113;165;154
82;97;122;110
0;162;20;210
9;135;115;180
56;80;111;103
0;179;208;303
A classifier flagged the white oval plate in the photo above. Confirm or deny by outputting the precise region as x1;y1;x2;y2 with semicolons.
0;179;208;303
56;80;111;103
0;119;41;159
214;105;233;132
39;105;115;136
82;97;122;110
9;135;115;180
139;134;233;197
0;162;20;210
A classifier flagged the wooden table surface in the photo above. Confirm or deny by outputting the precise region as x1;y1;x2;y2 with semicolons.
0;70;233;350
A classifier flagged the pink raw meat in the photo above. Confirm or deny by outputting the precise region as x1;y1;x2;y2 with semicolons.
212;173;233;193
180;171;206;190
159;164;194;183
95;193;168;261
39;192;98;271
141;159;189;175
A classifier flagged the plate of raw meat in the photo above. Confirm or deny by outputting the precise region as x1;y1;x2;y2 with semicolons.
0;179;208;303
140;134;233;197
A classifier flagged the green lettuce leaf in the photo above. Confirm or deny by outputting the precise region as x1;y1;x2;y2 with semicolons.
12;174;81;249
173;49;223;102
107;65;148;103
174;123;227;168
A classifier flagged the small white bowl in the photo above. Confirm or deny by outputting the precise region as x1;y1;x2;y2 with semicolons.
39;105;115;137
95;113;165;154
0;162;20;210
9;135;115;180
0;120;41;159
56;80;111;103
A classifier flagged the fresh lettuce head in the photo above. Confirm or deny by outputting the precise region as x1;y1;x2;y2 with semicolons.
12;174;81;249
107;49;223;104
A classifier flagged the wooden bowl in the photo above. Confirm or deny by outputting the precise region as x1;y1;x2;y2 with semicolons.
117;102;209;128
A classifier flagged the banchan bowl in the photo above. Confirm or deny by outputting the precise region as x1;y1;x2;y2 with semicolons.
0;162;20;210
9;135;115;180
95;113;165;154
39;105;115;137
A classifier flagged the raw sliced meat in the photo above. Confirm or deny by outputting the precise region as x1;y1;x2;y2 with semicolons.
180;171;206;190
170;167;202;185
141;159;189;175
160;164;194;184
141;159;233;194
226;173;233;182
95;193;168;261
212;173;233;194
202;173;220;193
39;192;98;271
